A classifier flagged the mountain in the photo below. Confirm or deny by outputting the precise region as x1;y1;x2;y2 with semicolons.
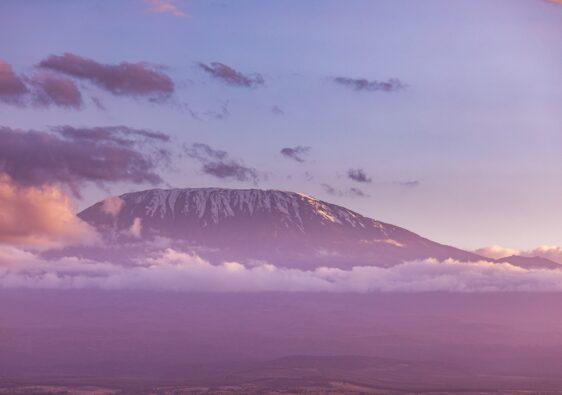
78;187;485;269
496;255;560;270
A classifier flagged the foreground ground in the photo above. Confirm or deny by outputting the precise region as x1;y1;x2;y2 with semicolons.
2;291;562;394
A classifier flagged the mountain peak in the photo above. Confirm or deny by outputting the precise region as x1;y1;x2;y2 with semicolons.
78;187;483;269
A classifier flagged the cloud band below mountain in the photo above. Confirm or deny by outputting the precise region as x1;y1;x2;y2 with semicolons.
2;248;562;292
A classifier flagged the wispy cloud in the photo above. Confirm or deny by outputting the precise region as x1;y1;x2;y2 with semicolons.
199;62;264;88
333;76;406;92
185;143;259;183
322;184;368;198
145;0;186;17
280;146;311;163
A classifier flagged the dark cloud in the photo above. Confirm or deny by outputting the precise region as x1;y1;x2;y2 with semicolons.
55;125;170;146
199;62;264;88
347;168;372;183
322;184;368;198
185;143;258;183
0;60;28;105
280;146;311;163
31;74;83;109
38;53;174;99
0;126;169;196
333;77;406;92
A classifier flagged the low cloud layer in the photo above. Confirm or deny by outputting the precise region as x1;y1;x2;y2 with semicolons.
199;62;264;88
38;53;174;99
477;245;562;265
333;77;406;92
0;126;168;194
0;175;97;250
2;248;562;292
185;143;258;183
280;146;311;163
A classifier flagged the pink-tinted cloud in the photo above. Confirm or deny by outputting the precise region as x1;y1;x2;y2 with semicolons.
333;77;406;92
31;73;83;108
0;126;167;195
3;249;562;292
102;196;125;218
38;53;174;99
0;60;28;105
199;62;264;88
0;174;98;250
475;245;521;260
280;146;311;163
185;143;259;183
145;0;186;17
347;168;372;183
476;245;562;265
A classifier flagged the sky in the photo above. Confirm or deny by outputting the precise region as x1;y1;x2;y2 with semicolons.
0;0;561;251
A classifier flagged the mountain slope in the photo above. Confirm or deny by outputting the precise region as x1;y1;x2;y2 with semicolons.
78;187;485;269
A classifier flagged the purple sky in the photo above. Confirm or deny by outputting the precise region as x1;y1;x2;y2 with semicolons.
0;0;561;250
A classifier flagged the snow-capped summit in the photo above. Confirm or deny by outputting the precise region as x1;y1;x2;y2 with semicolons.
78;187;484;269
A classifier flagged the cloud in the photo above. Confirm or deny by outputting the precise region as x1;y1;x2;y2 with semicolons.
38;53;174;99
0;60;28;105
333;77;406;92
30;73;83;108
0;174;98;250
397;180;420;188
199;62;264;88
545;0;562;4
280;146;311;163
526;246;562;264
347;168;372;183
476;245;562;265
322;184;368;198
145;0;186;17
0;126;167;195
129;218;143;238
475;245;521;260
185;143;258;183
54;125;170;146
271;105;284;115
3;248;562;292
102;196;125;218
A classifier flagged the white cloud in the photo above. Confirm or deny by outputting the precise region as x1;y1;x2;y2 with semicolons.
129;217;142;238
2;247;562;292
